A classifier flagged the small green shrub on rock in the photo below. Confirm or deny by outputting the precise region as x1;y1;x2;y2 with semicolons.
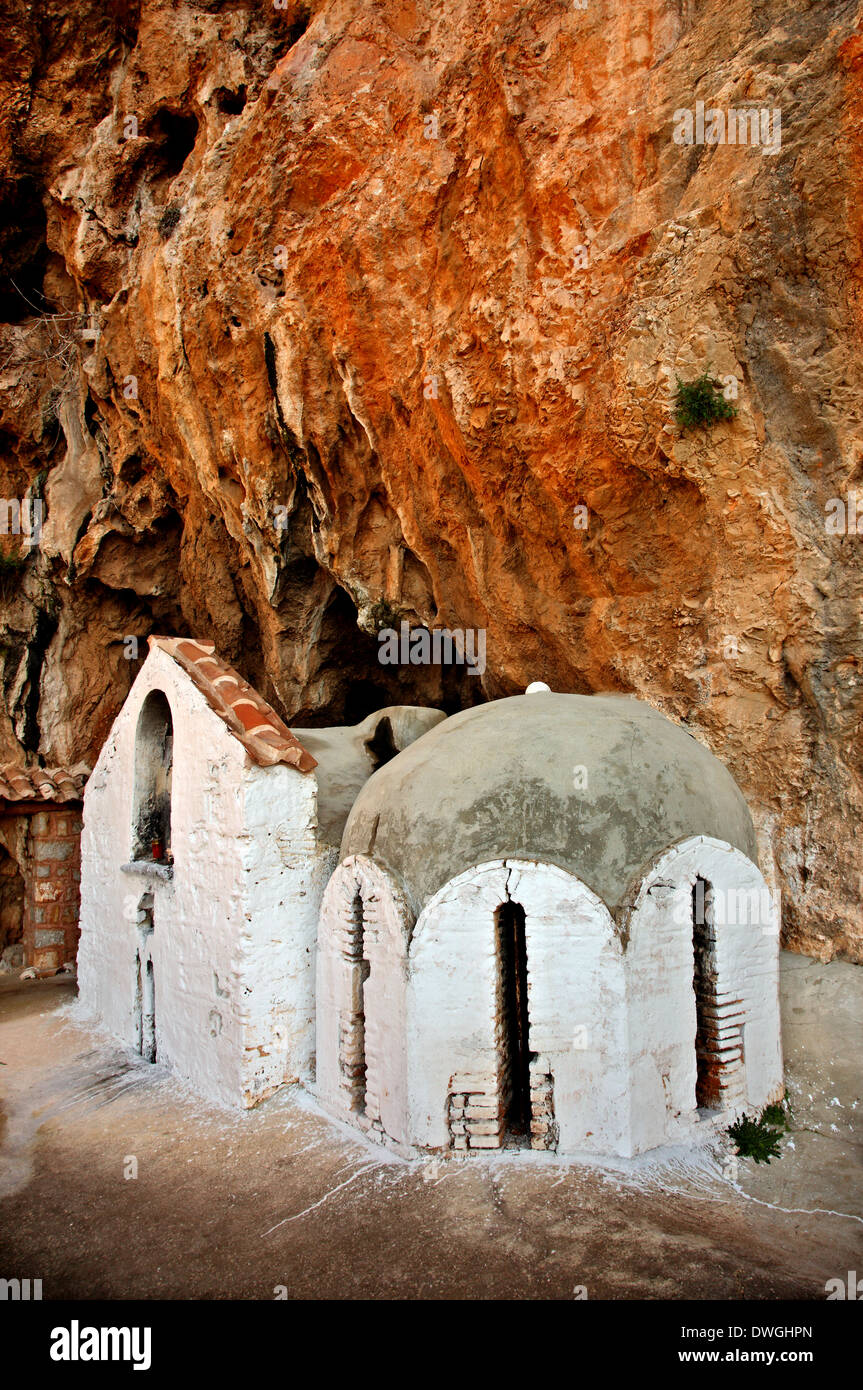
761;1101;791;1132
674;369;738;430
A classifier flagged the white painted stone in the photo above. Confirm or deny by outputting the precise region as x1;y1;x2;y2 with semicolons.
77;645;333;1108
404;859;627;1154
79;658;783;1159
406;863;509;1149
506;861;628;1155
317;844;781;1160
623;836;783;1155
315;854;411;1142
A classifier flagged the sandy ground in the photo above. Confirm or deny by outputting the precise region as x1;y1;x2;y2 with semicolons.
0;952;860;1301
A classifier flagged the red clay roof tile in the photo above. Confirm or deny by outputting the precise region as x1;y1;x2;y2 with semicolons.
149;637;317;772
0;762;90;803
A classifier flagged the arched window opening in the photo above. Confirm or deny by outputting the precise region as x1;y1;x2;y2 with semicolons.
495;901;532;1143
692;878;722;1109
132;691;173;863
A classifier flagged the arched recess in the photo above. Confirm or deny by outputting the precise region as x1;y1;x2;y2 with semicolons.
622;836;782;1156
131;690;174;862
406;860;626;1156
315;855;412;1145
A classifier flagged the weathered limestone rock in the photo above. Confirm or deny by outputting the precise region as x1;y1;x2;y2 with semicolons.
0;0;862;959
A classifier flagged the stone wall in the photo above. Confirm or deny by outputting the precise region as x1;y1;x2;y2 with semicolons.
320;848;782;1159
624;837;782;1155
239;759;337;1103
447;1077;503;1151
77;644;325;1108
316;855;411;1147
407;860;630;1156
21;806;82;971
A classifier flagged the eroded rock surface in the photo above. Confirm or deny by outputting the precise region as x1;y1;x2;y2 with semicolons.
0;0;861;959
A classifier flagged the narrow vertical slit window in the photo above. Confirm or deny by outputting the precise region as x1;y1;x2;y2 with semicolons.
345;890;370;1113
142;958;156;1063
692;877;721;1109
495;901;531;1142
134;897;155;1062
134;950;143;1056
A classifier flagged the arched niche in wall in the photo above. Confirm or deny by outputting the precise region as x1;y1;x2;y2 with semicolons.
131;690;174;863
623;835;782;1153
315;855;412;1145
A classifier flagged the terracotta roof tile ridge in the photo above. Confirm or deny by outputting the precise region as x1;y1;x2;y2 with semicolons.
148;636;317;772
0;760;91;803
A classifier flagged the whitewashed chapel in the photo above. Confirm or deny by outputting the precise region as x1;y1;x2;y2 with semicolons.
78;640;783;1157
77;636;443;1108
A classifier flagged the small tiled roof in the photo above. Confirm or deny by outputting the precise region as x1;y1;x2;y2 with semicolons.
0;762;90;803
150;637;317;772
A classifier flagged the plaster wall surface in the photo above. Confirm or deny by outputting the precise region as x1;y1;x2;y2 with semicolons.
322;842;781;1159
505;861;629;1156
78;646;251;1106
342;695;760;918
624;836;783;1156
316;855;410;1141
407;860;627;1154
239;761;336;1101
293;707;446;847
407;862;507;1151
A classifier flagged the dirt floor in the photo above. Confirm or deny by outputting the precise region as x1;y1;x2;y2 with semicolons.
0;952;860;1301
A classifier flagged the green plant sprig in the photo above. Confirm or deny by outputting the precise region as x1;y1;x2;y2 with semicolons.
728;1102;789;1164
674;368;738;431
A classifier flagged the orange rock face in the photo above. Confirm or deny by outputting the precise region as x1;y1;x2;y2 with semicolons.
0;0;861;960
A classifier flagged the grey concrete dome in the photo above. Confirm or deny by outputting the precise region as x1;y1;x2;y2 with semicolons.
340;693;758;917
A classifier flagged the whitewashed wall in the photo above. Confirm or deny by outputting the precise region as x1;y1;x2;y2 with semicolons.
78;647;248;1105
81;659;783;1150
623;835;783;1155
78;646;327;1108
320;844;781;1160
237;762;335;1104
315;855;411;1141
506;862;628;1155
407;860;626;1154
407;862;506;1151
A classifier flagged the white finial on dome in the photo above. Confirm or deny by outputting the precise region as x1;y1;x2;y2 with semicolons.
525;681;552;694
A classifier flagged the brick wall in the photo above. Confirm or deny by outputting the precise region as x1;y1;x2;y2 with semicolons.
528;1059;558;1151
446;1062;559;1153
22;807;83;971
447;1073;504;1150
